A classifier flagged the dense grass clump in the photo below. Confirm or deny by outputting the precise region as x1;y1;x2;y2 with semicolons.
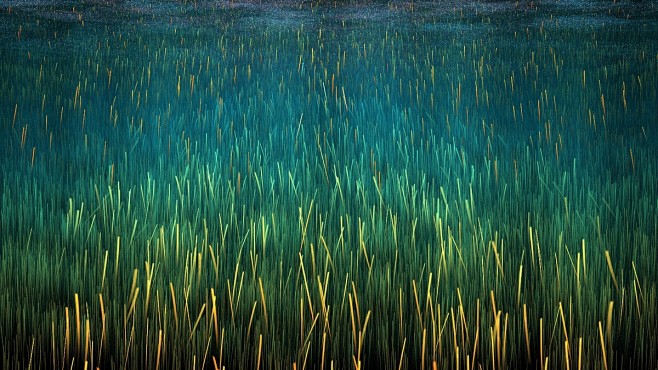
1;2;657;370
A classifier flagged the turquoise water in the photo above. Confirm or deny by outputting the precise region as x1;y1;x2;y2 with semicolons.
2;2;655;200
1;1;657;369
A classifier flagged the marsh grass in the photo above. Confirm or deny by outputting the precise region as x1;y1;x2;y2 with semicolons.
1;4;657;369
